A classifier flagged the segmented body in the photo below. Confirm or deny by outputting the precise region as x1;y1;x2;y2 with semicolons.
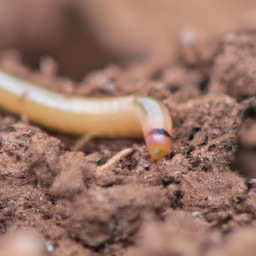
0;71;172;160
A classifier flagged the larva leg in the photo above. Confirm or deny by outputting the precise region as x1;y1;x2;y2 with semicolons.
73;132;97;150
73;127;107;150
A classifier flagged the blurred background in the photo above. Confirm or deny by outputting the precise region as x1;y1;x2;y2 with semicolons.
0;0;255;80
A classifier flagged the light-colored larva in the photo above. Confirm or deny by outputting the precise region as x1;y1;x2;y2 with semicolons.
0;71;172;161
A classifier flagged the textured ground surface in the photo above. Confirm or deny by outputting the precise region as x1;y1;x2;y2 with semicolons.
0;1;256;256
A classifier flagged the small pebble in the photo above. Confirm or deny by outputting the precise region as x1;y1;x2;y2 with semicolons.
46;242;54;253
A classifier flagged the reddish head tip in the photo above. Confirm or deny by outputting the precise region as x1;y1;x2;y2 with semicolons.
145;129;171;161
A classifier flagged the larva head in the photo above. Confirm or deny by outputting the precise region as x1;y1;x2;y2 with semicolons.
145;129;172;161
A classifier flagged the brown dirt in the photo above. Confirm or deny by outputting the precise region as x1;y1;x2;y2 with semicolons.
0;1;256;256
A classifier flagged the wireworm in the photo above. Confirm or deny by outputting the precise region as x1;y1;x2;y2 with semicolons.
0;71;172;161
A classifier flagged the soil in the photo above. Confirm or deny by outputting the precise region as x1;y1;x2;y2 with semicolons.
0;1;256;256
